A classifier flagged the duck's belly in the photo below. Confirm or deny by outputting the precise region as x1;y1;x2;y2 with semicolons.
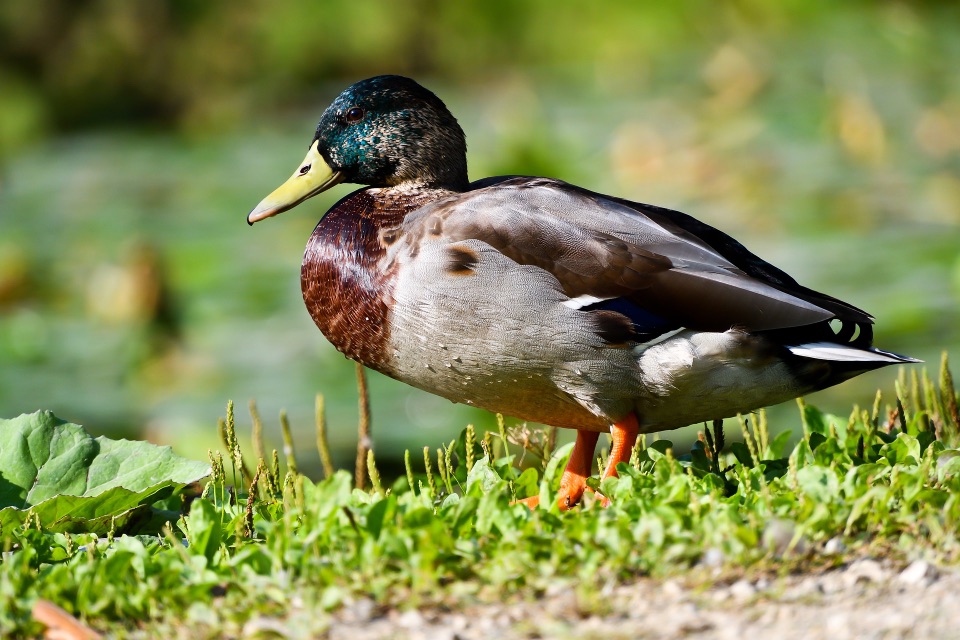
383;240;642;431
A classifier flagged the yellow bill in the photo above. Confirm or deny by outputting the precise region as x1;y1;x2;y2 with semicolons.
247;141;344;225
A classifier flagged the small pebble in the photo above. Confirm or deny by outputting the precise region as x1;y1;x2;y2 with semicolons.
342;597;376;623
242;616;292;638
729;579;756;601
662;579;685;599
763;518;809;556
898;560;937;586
818;573;845;595
844;558;887;587
701;547;726;567
823;537;846;555
396;609;425;629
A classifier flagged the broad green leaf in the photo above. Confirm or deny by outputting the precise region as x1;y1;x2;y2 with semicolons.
366;496;395;539
801;404;847;437
183;498;221;562
646;440;673;461
768;430;793;458
466;457;501;495
937;450;960;483
880;432;922;466
796;465;840;502
0;411;210;534
731;442;754;467
511;466;539;500
440;493;460;509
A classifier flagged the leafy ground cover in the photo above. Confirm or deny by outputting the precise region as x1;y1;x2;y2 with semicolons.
1;356;958;638
0;411;209;536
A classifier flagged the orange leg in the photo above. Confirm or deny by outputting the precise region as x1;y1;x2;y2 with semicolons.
597;412;640;507
515;414;640;510
556;430;601;510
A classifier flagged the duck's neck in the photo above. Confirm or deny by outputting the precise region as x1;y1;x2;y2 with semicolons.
300;185;452;371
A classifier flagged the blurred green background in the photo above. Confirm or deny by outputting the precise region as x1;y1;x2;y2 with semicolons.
1;1;958;475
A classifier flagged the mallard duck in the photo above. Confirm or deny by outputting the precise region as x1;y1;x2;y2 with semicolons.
248;75;916;509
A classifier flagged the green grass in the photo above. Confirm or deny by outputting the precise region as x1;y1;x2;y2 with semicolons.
1;356;959;637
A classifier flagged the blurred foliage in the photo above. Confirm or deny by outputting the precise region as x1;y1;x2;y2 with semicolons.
2;1;960;146
0;1;958;469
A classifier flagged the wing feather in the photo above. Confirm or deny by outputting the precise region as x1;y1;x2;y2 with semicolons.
403;177;870;334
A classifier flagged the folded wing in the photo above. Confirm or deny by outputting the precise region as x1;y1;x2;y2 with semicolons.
408;176;872;343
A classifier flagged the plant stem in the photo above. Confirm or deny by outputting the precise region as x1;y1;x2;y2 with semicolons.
355;363;372;490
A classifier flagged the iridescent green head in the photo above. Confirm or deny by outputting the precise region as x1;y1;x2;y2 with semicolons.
249;75;468;224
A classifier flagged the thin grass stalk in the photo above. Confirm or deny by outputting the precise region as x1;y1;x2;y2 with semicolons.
315;393;334;479
279;409;298;476
217;418;228;461
444;440;456;490
367;450;383;497
861;409;873;458
797;398;810;439
225;401;235;444
355;363;372;490
896;367;908;412
282;471;297;507
629;437;642;470
404;449;416;495
249;400;266;464
497;414;508;459
895;378;907;419
465;424;476;471
910;369;921;419
217;416;235;490
435;448;447;494
261;456;278;497
871;389;883;427
206;449;226;504
919;369;937;434
244;464;263;538
423;447;438;498
737;413;758;466
708;418;725;474
757;410;768;456
895;396;908;434
543;426;557;468
481;431;494;460
224;401;252;484
940;352;960;444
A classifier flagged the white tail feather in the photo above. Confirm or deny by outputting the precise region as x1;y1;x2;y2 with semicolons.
787;342;913;364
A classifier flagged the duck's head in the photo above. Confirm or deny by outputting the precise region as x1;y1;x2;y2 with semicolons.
248;75;468;224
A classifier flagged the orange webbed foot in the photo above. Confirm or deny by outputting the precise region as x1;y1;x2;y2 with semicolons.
512;495;541;509
513;415;640;510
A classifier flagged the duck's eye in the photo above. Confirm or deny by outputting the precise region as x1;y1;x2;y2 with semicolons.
345;107;365;124
299;164;311;175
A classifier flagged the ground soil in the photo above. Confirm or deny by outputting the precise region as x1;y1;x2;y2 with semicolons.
309;558;956;640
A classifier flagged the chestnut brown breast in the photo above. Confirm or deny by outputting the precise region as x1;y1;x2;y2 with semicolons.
300;188;437;372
